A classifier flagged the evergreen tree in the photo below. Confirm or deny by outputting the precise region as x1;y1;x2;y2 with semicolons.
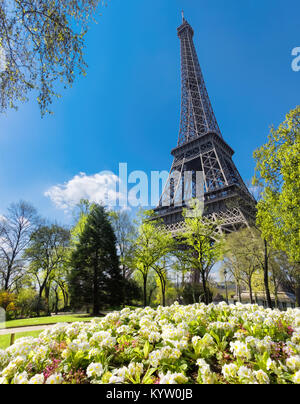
69;205;123;315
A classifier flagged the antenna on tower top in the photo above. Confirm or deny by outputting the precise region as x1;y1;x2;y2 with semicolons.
181;10;185;22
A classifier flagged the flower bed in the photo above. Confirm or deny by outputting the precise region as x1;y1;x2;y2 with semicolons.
0;302;299;384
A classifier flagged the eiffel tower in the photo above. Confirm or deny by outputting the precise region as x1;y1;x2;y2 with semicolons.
155;14;256;234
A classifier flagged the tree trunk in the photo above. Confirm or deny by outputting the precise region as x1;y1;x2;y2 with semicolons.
45;285;51;316
263;239;273;309
201;271;209;305
237;282;242;303
272;274;279;308
55;290;59;315
143;273;147;308
4;265;12;291
296;282;300;308
161;277;166;307
93;257;99;316
65;291;69;309
37;289;43;317
249;280;254;304
61;287;67;309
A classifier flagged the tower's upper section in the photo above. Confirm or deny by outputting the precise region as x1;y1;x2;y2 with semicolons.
177;16;222;146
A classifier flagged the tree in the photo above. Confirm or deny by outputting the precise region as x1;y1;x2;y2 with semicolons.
181;282;213;305
152;256;172;307
109;210;137;279
0;201;40;291
245;181;273;308
0;0;104;116
178;201;224;305
253;106;300;264
220;258;243;303
132;211;173;307
24;224;70;316
15;288;39;318
222;228;261;304
50;253;71;312
69;204;122;315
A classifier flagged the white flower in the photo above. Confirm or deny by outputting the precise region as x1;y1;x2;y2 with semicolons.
29;374;45;385
230;341;251;360
112;366;127;381
159;371;188;384
116;325;131;335
148;331;161;343
86;363;104;379
222;363;238;379
237;366;256;384
0;377;8;384
266;358;277;372
293;370;300;384
46;373;64;385
13;371;28;385
127;362;143;377
1;362;17;379
192;336;201;347
286;356;300;372
0;349;9;369
90;331;116;349
254;370;270;384
197;359;217;384
109;375;124;384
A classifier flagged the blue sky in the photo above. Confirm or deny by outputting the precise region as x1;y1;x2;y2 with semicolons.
0;0;299;224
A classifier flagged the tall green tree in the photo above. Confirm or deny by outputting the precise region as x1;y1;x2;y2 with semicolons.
0;0;105;115
132;211;173;307
152;256;173;307
253;106;300;262
24;224;70;316
69;204;122;315
253;106;300;305
223;229;261;304
178;201;224;305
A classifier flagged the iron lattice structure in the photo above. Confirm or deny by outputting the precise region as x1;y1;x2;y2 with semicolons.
155;16;256;233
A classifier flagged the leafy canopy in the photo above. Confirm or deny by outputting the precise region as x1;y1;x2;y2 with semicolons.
0;0;104;115
253;106;300;262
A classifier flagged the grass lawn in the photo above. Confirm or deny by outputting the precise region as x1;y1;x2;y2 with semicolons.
1;314;92;329
0;330;42;350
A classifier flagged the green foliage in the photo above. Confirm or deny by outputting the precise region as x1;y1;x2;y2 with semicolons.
178;200;224;304
0;291;17;319
132;210;174;307
222;228;261;303
122;278;142;306
15;288;40;318
24;224;70;315
253;106;300;263
181;283;213;305
0;0;105;115
69;204;123;314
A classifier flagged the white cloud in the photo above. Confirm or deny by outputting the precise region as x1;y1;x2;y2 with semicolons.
45;171;126;211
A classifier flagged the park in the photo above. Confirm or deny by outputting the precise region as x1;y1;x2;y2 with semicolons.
0;1;299;385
